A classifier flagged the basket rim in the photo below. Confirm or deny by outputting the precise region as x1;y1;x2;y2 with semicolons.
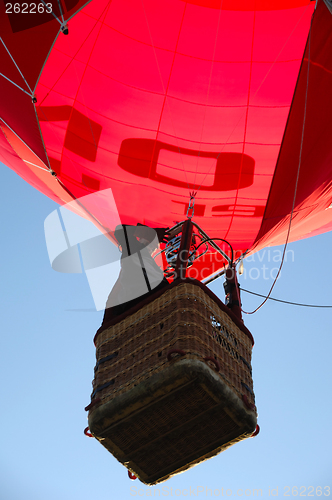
95;278;254;346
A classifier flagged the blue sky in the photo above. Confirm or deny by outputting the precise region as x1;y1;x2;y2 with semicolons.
1;164;331;500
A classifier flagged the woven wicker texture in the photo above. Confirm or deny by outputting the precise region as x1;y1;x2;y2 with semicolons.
87;282;257;483
90;282;255;411
88;358;257;484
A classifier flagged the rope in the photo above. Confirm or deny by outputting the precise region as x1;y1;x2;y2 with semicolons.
0;36;34;97
242;10;314;315
0;72;33;98
241;288;332;309
22;160;49;172
57;0;65;24
39;0;62;25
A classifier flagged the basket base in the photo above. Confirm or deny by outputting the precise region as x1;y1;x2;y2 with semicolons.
89;359;257;484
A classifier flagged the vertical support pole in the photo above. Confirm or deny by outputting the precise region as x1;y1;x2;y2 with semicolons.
174;220;194;280
224;264;243;322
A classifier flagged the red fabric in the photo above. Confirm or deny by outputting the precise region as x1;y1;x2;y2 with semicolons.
0;0;89;165
252;0;332;252
2;0;329;281
0;125;65;204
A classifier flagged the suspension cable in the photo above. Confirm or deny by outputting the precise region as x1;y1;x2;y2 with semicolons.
242;11;314;315
241;288;332;309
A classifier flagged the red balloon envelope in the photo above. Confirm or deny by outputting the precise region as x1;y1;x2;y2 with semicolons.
1;0;332;281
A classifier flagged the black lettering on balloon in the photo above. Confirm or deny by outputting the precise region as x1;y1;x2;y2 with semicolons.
37;105;102;162
118;138;255;192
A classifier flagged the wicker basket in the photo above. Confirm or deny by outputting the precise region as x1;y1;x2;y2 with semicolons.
87;279;257;485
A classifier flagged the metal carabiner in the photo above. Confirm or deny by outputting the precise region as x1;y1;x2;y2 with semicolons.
186;194;196;219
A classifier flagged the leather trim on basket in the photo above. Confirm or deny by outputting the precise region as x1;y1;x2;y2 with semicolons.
94;278;254;346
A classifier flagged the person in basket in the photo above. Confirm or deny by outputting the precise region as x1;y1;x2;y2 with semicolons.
101;224;169;326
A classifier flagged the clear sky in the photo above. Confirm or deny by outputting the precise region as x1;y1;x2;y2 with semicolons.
1;164;331;500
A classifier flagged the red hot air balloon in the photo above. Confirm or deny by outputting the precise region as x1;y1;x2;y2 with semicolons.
1;0;332;283
1;0;332;485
